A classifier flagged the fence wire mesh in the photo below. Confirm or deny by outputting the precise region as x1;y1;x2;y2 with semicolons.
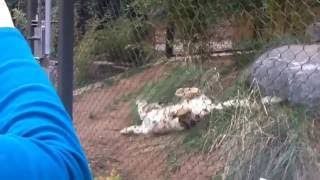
72;0;320;179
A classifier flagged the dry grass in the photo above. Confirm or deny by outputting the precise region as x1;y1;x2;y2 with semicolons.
204;81;320;180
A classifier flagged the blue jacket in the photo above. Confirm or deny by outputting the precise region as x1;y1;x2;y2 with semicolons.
0;28;92;179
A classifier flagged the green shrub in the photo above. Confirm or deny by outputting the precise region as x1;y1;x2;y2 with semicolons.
74;20;99;86
12;8;27;34
164;0;216;40
90;18;153;63
138;64;204;103
74;17;154;86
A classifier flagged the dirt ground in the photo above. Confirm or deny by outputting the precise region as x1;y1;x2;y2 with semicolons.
73;60;237;180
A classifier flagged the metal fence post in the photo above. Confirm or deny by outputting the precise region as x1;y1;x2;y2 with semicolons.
45;0;52;57
165;21;175;58
58;0;75;117
27;0;37;51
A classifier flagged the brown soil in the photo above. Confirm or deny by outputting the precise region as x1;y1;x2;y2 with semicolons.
73;60;236;180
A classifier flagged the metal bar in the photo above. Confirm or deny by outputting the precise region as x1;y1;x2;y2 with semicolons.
37;0;43;19
58;0;75;117
165;22;175;58
45;0;52;56
27;0;37;51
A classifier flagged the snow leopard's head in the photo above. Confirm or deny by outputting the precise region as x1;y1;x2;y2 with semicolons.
173;108;198;129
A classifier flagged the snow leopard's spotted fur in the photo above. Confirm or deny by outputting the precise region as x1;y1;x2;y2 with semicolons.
120;87;283;135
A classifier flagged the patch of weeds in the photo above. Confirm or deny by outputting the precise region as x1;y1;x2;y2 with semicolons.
175;66;320;179
211;172;223;180
233;52;256;71
94;169;122;180
76;77;115;90
234;34;302;53
232;39;263;71
140;64;204;104
166;151;181;175
223;98;318;180
221;70;250;100
76;79;96;89
182;68;249;152
103;78;116;87
286;106;309;131
205;109;234;145
262;34;302;50
119;89;142;103
113;91;144;124
75;17;154;86
120;66;148;79
120;63;216;106
220;65;234;77
121;63;232;149
129;101;142;125
182;119;208;152
182;108;234;152
234;39;267;51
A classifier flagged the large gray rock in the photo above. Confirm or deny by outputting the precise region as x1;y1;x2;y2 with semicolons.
306;22;320;42
250;44;320;109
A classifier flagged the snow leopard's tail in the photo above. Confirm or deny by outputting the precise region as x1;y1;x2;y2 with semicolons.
120;125;146;135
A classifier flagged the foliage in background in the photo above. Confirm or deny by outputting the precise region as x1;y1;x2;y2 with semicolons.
11;8;27;34
74;17;154;86
224;0;320;41
6;0;27;34
6;0;25;10
139;65;203;103
73;0;320;87
74;20;99;86
164;0;216;41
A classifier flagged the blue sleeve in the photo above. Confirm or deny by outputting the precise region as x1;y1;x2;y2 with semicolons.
0;28;92;179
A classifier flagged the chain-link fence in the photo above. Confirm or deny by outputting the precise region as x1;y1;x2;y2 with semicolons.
72;1;320;179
